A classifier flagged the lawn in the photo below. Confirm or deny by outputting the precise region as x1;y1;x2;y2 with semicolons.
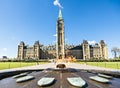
0;62;48;70
77;62;120;69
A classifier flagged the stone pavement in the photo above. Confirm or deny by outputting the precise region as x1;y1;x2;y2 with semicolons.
67;63;120;72
0;63;120;73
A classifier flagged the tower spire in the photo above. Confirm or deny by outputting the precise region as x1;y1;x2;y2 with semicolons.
58;9;62;19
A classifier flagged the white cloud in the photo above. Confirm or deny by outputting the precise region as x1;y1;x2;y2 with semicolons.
53;0;63;8
53;41;56;43
53;34;57;37
3;48;7;51
0;48;8;57
88;40;96;45
65;38;68;41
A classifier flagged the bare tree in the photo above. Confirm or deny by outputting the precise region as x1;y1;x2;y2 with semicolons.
111;47;119;58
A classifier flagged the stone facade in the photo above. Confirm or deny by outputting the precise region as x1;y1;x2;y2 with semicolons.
17;10;108;60
17;40;108;60
17;41;40;60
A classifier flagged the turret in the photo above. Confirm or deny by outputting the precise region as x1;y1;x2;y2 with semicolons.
82;40;90;60
99;40;108;59
17;41;25;60
34;41;40;59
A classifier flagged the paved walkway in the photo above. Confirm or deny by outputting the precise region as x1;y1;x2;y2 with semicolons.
0;63;120;73
67;63;120;72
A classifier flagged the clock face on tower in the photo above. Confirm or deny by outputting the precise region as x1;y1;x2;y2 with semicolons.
59;20;63;23
58;23;62;29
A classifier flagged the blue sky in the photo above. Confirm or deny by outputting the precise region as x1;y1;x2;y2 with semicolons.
0;0;120;58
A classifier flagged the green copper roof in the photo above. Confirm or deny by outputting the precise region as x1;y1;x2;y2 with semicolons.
58;9;62;19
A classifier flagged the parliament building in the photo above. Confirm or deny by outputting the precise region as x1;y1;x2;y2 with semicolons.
17;10;108;60
17;40;108;60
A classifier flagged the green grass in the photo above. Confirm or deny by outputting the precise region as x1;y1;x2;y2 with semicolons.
77;62;120;69
1;61;119;70
0;62;48;70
